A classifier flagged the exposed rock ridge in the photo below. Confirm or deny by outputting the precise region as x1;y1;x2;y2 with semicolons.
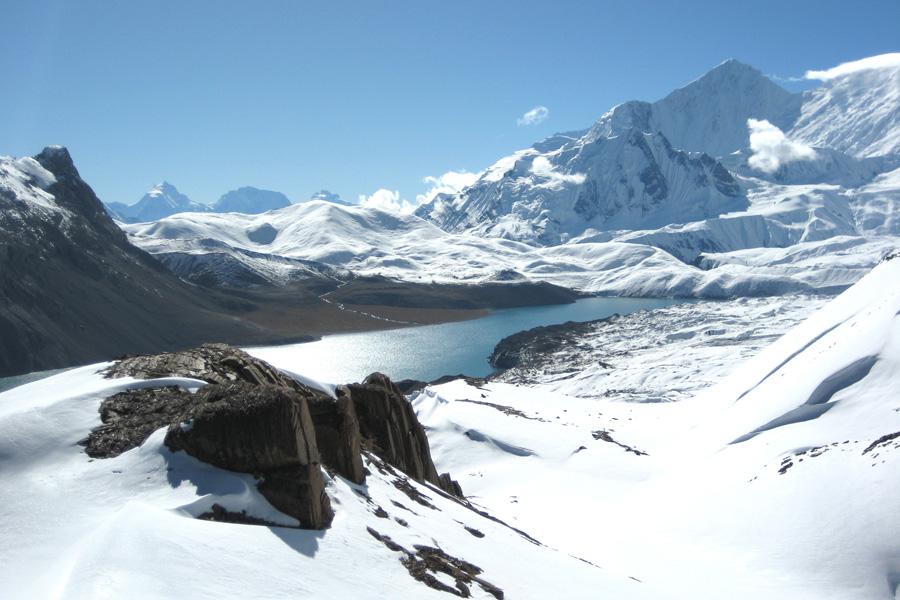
92;344;462;529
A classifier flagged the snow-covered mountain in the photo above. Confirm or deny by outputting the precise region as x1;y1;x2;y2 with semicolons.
0;148;291;376
416;129;746;244
417;57;900;246
212;186;292;214
648;59;804;156
106;181;209;223
123;197;897;297
790;55;900;158
107;184;299;222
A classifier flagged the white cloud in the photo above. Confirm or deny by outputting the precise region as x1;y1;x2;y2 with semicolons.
358;188;417;214
416;170;480;205
805;52;900;81
530;156;586;185
517;105;549;126
747;118;817;173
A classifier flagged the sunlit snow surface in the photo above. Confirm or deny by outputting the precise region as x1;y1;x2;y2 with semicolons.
2;260;899;599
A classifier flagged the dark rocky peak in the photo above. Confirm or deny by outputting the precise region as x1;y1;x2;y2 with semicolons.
34;146;78;180
33;146;127;241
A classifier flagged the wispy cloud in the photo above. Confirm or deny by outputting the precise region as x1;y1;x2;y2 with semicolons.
517;105;549;126
530;156;586;185
747;118;817;173
805;52;900;81
416;170;480;205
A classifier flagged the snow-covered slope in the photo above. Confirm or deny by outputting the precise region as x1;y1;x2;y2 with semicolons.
413;255;900;599
790;56;900;158
0;369;647;599
212;186;292;214
3;254;895;599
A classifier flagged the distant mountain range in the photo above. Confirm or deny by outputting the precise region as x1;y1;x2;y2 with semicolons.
2;54;899;373
123;55;900;298
0;148;304;376
106;184;348;223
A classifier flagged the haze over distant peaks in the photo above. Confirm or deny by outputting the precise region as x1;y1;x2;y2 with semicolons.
213;186;292;214
307;189;352;205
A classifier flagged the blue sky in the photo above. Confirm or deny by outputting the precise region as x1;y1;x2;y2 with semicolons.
1;0;897;206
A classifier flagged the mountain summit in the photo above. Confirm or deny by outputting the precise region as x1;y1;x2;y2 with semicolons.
417;57;899;245
107;181;209;223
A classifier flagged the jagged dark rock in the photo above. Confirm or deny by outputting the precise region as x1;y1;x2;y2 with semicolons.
309;387;365;484
164;381;333;529
396;374;486;396
439;473;464;498
84;386;197;458
347;372;463;497
87;344;465;528
366;527;503;599
489;319;609;371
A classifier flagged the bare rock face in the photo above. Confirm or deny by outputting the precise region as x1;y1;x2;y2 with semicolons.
347;373;463;497
84;386;197;458
163;382;333;529
308;389;366;484
89;345;463;530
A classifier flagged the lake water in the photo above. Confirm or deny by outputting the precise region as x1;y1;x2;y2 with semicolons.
248;296;687;384
0;367;71;394
0;297;689;394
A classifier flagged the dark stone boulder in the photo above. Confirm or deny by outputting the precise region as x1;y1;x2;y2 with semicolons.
307;388;365;484
347;372;463;498
84;386;197;458
165;382;333;529
438;473;464;498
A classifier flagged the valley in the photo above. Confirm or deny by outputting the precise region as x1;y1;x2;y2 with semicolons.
1;43;899;600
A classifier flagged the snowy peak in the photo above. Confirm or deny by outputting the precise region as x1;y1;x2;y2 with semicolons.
212;186;291;214
141;181;202;211
418;127;747;244
108;181;209;223
650;59;802;156
790;58;900;158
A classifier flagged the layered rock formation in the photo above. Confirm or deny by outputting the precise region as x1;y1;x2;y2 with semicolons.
90;344;461;529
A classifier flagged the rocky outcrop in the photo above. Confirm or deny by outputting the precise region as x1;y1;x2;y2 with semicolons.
89;344;463;529
165;382;332;529
346;373;463;497
307;391;366;484
106;343;301;389
489;318;613;371
85;386;197;458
